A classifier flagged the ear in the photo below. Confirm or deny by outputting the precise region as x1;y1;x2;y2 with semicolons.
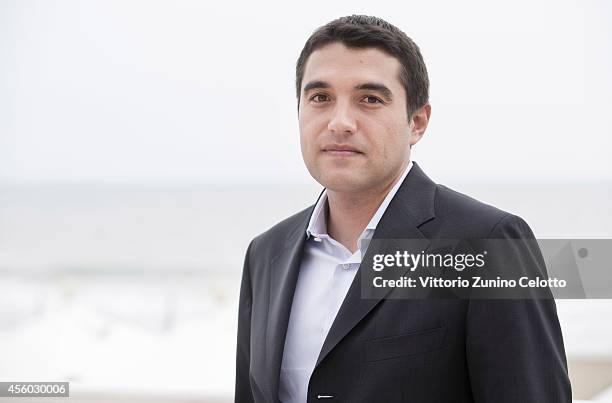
409;103;432;146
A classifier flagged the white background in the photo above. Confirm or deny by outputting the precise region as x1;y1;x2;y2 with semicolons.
1;0;611;186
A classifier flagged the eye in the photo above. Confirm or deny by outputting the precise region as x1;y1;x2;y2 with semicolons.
309;93;330;103
362;95;383;104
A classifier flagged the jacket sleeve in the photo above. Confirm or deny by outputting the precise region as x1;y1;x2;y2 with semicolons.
235;240;255;403
466;214;572;402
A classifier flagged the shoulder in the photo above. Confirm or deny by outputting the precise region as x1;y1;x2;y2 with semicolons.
429;184;534;239
246;204;313;261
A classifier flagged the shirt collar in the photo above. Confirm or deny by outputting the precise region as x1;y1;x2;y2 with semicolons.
306;160;414;240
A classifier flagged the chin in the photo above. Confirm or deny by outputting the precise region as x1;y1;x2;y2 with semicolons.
317;173;366;193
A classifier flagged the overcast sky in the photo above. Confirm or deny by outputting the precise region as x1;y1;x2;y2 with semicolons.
1;0;610;186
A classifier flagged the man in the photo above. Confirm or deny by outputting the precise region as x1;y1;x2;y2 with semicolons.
235;15;571;403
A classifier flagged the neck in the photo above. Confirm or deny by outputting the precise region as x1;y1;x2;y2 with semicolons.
326;161;409;253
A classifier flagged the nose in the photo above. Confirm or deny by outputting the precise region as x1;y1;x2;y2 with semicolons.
327;102;357;134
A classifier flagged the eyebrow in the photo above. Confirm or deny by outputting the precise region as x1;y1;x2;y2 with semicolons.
302;80;394;102
302;80;331;94
355;83;394;102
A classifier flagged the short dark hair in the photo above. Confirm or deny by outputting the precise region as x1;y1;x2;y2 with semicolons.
296;15;429;120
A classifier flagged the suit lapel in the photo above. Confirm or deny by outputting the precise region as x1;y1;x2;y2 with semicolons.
314;162;437;369
265;191;324;401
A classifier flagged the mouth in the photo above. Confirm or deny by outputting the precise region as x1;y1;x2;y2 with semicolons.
322;145;363;156
323;150;361;157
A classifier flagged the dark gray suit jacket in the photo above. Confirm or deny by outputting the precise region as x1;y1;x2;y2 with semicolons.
235;162;571;402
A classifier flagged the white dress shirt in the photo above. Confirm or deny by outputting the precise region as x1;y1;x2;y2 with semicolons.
278;161;414;403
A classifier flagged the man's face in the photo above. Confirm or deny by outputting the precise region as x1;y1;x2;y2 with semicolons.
299;42;419;194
